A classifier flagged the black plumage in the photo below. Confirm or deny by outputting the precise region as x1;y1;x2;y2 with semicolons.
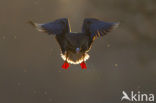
29;18;119;69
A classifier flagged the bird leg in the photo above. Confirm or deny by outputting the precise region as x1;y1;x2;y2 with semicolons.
80;54;87;69
62;52;70;69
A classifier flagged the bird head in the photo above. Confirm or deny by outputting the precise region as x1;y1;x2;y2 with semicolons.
76;48;80;53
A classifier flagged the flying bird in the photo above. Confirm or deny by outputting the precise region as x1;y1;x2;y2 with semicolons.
29;18;119;69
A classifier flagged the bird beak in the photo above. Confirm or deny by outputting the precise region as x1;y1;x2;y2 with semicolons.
76;48;80;53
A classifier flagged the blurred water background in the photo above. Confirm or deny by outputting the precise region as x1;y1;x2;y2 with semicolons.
0;0;156;103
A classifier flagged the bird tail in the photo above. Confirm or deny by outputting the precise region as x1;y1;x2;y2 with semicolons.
60;52;90;64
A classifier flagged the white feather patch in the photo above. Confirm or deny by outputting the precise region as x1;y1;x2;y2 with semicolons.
60;52;90;64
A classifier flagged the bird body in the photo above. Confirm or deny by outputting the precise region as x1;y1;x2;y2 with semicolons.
56;32;90;64
29;18;119;69
61;33;89;64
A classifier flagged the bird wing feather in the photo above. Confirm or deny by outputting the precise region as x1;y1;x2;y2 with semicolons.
29;18;70;35
82;18;119;39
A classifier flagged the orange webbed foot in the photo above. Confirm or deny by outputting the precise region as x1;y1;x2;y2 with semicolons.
80;62;87;69
62;61;70;69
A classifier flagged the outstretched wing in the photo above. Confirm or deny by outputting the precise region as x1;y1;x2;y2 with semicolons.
29;18;70;35
82;18;119;39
